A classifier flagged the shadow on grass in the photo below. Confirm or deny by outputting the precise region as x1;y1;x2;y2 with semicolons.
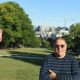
2;51;51;66
2;50;80;67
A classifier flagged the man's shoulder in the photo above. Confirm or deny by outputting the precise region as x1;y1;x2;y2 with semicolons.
66;54;77;61
66;54;74;58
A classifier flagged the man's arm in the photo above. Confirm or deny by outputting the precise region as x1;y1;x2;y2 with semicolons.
39;56;52;80
56;58;80;80
71;58;80;80
48;58;80;80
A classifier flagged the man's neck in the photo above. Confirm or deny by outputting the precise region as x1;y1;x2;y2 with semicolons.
56;54;66;59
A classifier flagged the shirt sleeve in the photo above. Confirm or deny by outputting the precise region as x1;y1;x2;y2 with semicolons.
57;58;80;80
56;74;80;80
39;56;52;80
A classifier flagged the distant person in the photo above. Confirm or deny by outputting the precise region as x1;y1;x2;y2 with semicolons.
39;37;80;80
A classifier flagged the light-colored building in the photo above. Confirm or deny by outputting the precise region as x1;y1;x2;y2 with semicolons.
35;25;70;40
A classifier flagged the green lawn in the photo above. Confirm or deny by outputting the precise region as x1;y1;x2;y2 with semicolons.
0;48;52;80
0;48;52;55
0;48;79;80
0;58;41;80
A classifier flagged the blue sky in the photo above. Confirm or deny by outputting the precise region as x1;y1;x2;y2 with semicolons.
0;0;80;27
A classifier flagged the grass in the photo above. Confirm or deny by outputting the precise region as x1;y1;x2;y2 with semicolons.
0;58;41;80
0;48;80;80
0;48;52;80
0;48;52;55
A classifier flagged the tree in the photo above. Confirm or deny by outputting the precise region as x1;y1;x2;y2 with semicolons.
34;37;42;47
63;35;74;50
43;40;50;48
0;1;35;48
70;23;80;38
70;23;80;53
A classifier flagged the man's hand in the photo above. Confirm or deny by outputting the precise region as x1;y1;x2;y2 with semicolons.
48;69;56;80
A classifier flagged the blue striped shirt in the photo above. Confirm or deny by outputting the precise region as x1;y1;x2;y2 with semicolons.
39;53;80;80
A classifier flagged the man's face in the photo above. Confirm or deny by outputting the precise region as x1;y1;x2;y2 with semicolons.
55;39;67;58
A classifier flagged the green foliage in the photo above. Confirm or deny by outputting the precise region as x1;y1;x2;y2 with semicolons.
69;23;80;51
43;40;50;48
34;37;41;47
63;35;74;49
0;1;35;48
70;23;80;38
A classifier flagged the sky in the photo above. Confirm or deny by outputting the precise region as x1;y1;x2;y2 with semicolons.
0;0;80;27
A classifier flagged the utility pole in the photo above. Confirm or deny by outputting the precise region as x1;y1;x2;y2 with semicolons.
65;19;66;27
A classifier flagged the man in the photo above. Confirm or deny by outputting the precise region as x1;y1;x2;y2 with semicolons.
39;37;80;80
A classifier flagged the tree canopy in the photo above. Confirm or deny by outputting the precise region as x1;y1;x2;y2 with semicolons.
0;1;35;48
70;23;80;38
69;23;80;52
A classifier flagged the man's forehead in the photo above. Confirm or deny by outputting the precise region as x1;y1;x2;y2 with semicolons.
56;39;66;44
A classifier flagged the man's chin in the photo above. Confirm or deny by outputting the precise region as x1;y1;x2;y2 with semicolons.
56;53;63;57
